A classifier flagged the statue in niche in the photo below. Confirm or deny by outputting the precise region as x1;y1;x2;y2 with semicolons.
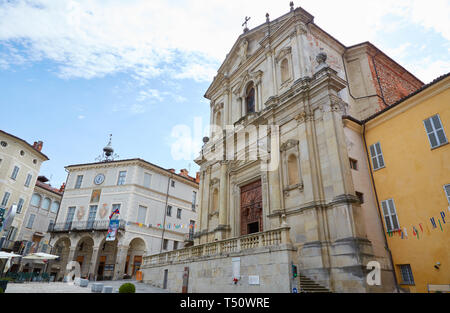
238;39;249;64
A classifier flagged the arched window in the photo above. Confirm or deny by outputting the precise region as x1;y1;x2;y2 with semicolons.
212;189;219;212
41;197;51;210
30;193;41;207
50;201;60;213
281;58;289;83
287;154;300;185
245;83;255;114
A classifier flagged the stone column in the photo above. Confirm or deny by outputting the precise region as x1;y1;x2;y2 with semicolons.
87;246;100;281
200;167;211;241
194;171;205;245
113;245;128;280
297;24;310;77
223;89;230;126
217;161;228;240
268;127;282;213
266;49;277;96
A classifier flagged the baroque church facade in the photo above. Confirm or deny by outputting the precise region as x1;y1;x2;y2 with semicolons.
142;5;423;293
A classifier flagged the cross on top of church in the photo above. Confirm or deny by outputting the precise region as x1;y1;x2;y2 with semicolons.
242;16;251;32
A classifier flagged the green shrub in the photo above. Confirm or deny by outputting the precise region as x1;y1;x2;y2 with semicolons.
0;288;3;293
119;282;136;293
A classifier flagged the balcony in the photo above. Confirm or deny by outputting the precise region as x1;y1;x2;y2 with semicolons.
48;219;126;233
143;227;291;267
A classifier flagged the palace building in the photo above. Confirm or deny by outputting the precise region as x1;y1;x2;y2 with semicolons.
344;73;449;293
142;4;426;293
48;139;199;281
0;130;49;253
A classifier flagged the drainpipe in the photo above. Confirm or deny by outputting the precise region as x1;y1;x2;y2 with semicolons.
160;173;173;253
362;123;399;292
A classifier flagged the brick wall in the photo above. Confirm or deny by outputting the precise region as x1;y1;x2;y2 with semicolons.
368;52;423;110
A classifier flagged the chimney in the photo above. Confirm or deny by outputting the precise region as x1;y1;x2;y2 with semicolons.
179;169;189;177
33;140;43;152
195;172;200;183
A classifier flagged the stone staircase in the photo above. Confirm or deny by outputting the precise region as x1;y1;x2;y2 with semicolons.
299;274;331;293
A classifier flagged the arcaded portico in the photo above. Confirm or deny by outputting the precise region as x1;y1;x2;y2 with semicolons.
49;231;147;281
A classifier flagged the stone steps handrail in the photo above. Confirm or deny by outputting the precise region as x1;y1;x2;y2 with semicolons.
143;226;291;266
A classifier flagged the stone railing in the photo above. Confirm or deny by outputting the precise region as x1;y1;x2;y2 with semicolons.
143;227;291;267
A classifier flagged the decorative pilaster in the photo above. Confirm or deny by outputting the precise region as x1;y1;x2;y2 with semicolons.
217;161;229;240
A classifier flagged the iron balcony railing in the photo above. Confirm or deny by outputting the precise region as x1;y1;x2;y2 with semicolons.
48;219;126;233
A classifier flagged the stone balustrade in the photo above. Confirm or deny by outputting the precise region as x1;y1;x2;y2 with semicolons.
143;227;291;267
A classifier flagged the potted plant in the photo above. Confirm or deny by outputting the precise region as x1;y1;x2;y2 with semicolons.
0;278;12;292
118;282;136;293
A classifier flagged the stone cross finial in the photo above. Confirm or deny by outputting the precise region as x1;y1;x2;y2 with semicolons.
242;16;251;32
266;13;270;23
290;1;294;11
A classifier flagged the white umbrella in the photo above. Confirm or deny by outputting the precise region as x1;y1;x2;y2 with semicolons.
0;251;22;259
22;252;59;260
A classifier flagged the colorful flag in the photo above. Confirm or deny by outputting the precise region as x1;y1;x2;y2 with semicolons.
438;219;443;231
441;212;446;224
419;224;423;233
106;219;120;241
430;217;437;229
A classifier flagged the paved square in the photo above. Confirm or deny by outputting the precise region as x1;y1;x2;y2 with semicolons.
4;280;169;293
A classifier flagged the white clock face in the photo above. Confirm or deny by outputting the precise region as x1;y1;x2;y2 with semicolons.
94;174;105;185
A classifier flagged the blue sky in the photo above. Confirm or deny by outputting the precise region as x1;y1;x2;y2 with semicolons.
0;0;449;187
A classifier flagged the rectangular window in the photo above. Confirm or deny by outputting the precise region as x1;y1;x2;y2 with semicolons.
399;264;415;285
173;241;178;250
166;205;172;217
75;175;83;189
163;239;168;250
48;220;55;232
349;158;358;171
1;192;10;207
424;114;448;149
27;214;36;229
41;244;48;253
356;192;364;204
143;173;152;188
444;184;450;204
6;226;17;241
11;166;19;180
369;142;385;171
65;206;76;230
189;220;195;240
137;205;147;224
177;208;182;219
16;198;24;213
24;174;32;187
87;205;98;229
381;199;400;232
192;191;197;210
171;180;175;188
117;171;127;185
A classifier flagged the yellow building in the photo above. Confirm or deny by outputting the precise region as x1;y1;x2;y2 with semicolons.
349;73;449;293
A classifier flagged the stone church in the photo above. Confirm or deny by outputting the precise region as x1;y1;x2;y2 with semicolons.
142;4;423;293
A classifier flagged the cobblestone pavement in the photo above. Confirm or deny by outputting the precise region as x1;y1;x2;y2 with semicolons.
5;279;169;293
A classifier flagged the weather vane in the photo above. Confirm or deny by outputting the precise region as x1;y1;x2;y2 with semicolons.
95;134;119;162
242;16;251;32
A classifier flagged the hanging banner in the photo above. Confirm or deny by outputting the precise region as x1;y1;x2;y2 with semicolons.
106;219;120;241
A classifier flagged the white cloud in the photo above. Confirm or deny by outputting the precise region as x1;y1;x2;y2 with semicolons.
77;115;85;119
137;89;164;102
0;0;448;83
